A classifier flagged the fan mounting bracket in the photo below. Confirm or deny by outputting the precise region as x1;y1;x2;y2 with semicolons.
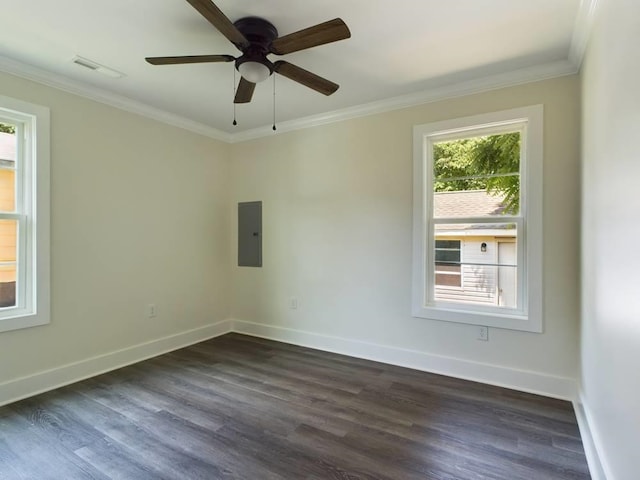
233;17;278;52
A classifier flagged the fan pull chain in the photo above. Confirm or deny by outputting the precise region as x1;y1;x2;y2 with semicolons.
272;74;277;131
232;68;237;126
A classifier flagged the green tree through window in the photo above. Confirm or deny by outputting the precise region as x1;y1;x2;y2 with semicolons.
0;123;16;134
433;132;520;214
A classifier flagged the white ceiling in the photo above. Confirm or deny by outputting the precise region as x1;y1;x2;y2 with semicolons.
0;0;584;137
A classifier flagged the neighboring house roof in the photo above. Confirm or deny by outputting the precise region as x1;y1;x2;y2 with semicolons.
434;190;507;218
0;132;16;162
434;190;514;234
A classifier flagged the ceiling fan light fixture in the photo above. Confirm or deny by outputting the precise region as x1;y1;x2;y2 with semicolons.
237;60;271;83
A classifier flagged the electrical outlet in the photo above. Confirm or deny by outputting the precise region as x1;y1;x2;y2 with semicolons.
289;297;298;309
147;303;157;318
477;326;489;341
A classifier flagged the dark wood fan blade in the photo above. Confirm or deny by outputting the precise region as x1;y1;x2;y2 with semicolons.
234;77;256;103
145;55;234;65
185;0;249;49
273;61;339;96
270;18;350;55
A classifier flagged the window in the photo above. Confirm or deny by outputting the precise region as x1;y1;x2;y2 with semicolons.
0;95;50;333
412;106;542;332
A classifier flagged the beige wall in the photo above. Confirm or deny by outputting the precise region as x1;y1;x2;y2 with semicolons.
581;0;640;478
231;75;581;379
0;69;582;403
0;71;232;384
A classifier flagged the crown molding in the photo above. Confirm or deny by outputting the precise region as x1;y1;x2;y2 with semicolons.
0;54;578;146
0;55;232;143
229;59;578;143
569;0;600;68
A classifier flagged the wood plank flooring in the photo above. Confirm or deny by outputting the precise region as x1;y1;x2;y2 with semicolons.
0;333;591;479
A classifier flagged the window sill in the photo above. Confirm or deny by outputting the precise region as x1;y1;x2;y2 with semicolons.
0;311;50;333
412;304;541;333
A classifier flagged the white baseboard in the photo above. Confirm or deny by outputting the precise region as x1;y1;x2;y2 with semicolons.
573;395;611;480
0;317;578;408
231;319;577;401
0;319;232;407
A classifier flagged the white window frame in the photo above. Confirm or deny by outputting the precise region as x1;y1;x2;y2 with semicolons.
412;105;543;332
0;95;50;333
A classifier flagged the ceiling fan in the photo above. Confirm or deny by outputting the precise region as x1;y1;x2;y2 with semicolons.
145;0;351;104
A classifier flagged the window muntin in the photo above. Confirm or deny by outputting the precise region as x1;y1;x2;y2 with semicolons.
412;106;543;332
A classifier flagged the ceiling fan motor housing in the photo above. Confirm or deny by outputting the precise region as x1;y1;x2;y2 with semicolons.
234;17;278;75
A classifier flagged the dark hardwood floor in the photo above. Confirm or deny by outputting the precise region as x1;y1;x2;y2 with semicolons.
0;333;590;479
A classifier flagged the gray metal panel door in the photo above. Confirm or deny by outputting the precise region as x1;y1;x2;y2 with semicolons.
238;201;262;267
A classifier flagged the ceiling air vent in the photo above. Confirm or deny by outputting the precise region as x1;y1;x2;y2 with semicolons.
72;56;124;78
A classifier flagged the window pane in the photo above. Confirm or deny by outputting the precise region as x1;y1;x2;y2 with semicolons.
0;169;15;212
0;219;17;262
435;264;460;273
435;223;517;247
0;219;17;308
433;133;520;180
435;256;462;288
434;188;516;218
435;240;459;249
433;224;517;307
433;132;520;217
435;273;461;287
0;125;17;213
435;250;460;264
435;239;461;266
497;265;517;308
0;264;16;308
